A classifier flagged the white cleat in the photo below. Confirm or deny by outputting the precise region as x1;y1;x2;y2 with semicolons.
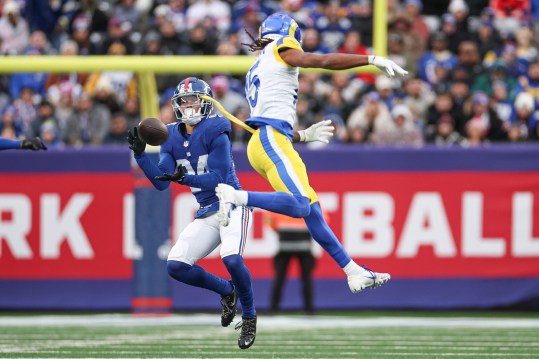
216;183;237;227
347;269;391;294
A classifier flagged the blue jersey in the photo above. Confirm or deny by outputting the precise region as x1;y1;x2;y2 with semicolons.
135;115;241;218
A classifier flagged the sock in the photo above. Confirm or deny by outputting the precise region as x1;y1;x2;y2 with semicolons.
343;260;365;276
247;191;311;218
222;254;256;318
166;260;232;297
235;190;248;206
304;202;351;268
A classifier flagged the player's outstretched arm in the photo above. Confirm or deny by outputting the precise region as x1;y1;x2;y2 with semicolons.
293;120;334;144
279;49;408;77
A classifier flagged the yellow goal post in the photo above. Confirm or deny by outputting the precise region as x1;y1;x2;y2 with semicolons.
0;0;387;120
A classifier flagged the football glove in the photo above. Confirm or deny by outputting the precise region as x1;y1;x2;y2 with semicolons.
368;55;408;77
298;119;334;143
21;137;47;151
127;127;146;156
155;165;185;183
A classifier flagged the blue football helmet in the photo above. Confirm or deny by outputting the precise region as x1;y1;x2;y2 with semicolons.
259;13;302;44
171;77;213;126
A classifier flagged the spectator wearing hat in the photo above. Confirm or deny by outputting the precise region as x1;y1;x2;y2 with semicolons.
471;18;500;59
375;75;398;111
347;91;392;143
440;12;472;54
465;91;507;142
0;105;23;138
418;32;458;86
98;16;135;55
371;104;423;146
448;79;472;132
0;1;30;55
387;32;410;74
27;100;59;139
402;77;436;126
428;112;465;146
508;92;539;141
491;80;513;125
426;92;459;138
472;59;517;101
39;119;63;149
447;0;470;39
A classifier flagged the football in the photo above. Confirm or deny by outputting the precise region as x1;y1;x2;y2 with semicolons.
138;117;168;146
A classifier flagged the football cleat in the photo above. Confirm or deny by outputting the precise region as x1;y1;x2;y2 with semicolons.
216;183;237;227
220;281;238;327
347;267;391;293
235;316;257;349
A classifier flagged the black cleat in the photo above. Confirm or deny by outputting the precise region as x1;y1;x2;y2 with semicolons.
220;281;237;327
235;316;257;349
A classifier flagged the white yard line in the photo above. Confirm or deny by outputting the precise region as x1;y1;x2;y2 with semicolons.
0;314;539;328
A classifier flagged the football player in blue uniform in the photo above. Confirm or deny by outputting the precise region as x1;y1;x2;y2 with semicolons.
127;77;257;349
216;13;408;294
0;137;47;151
128;76;334;348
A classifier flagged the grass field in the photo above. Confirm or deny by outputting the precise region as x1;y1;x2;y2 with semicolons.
1;312;538;358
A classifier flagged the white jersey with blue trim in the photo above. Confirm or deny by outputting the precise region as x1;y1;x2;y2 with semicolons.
245;35;302;130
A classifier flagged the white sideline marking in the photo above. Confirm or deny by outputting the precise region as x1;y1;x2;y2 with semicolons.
1;314;539;328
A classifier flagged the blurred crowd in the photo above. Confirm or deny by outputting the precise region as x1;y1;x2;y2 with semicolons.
1;0;539;149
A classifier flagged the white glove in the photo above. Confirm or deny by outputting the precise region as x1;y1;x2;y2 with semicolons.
298;120;334;143
368;55;408;77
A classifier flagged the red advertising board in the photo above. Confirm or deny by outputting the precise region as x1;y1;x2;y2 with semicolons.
0;173;133;279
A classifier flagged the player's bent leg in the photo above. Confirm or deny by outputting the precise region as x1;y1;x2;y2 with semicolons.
166;260;233;296
216;184;311;225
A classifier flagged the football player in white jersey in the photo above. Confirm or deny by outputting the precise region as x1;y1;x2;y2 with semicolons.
216;13;408;294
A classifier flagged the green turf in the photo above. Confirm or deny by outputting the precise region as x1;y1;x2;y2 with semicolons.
1;313;538;358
